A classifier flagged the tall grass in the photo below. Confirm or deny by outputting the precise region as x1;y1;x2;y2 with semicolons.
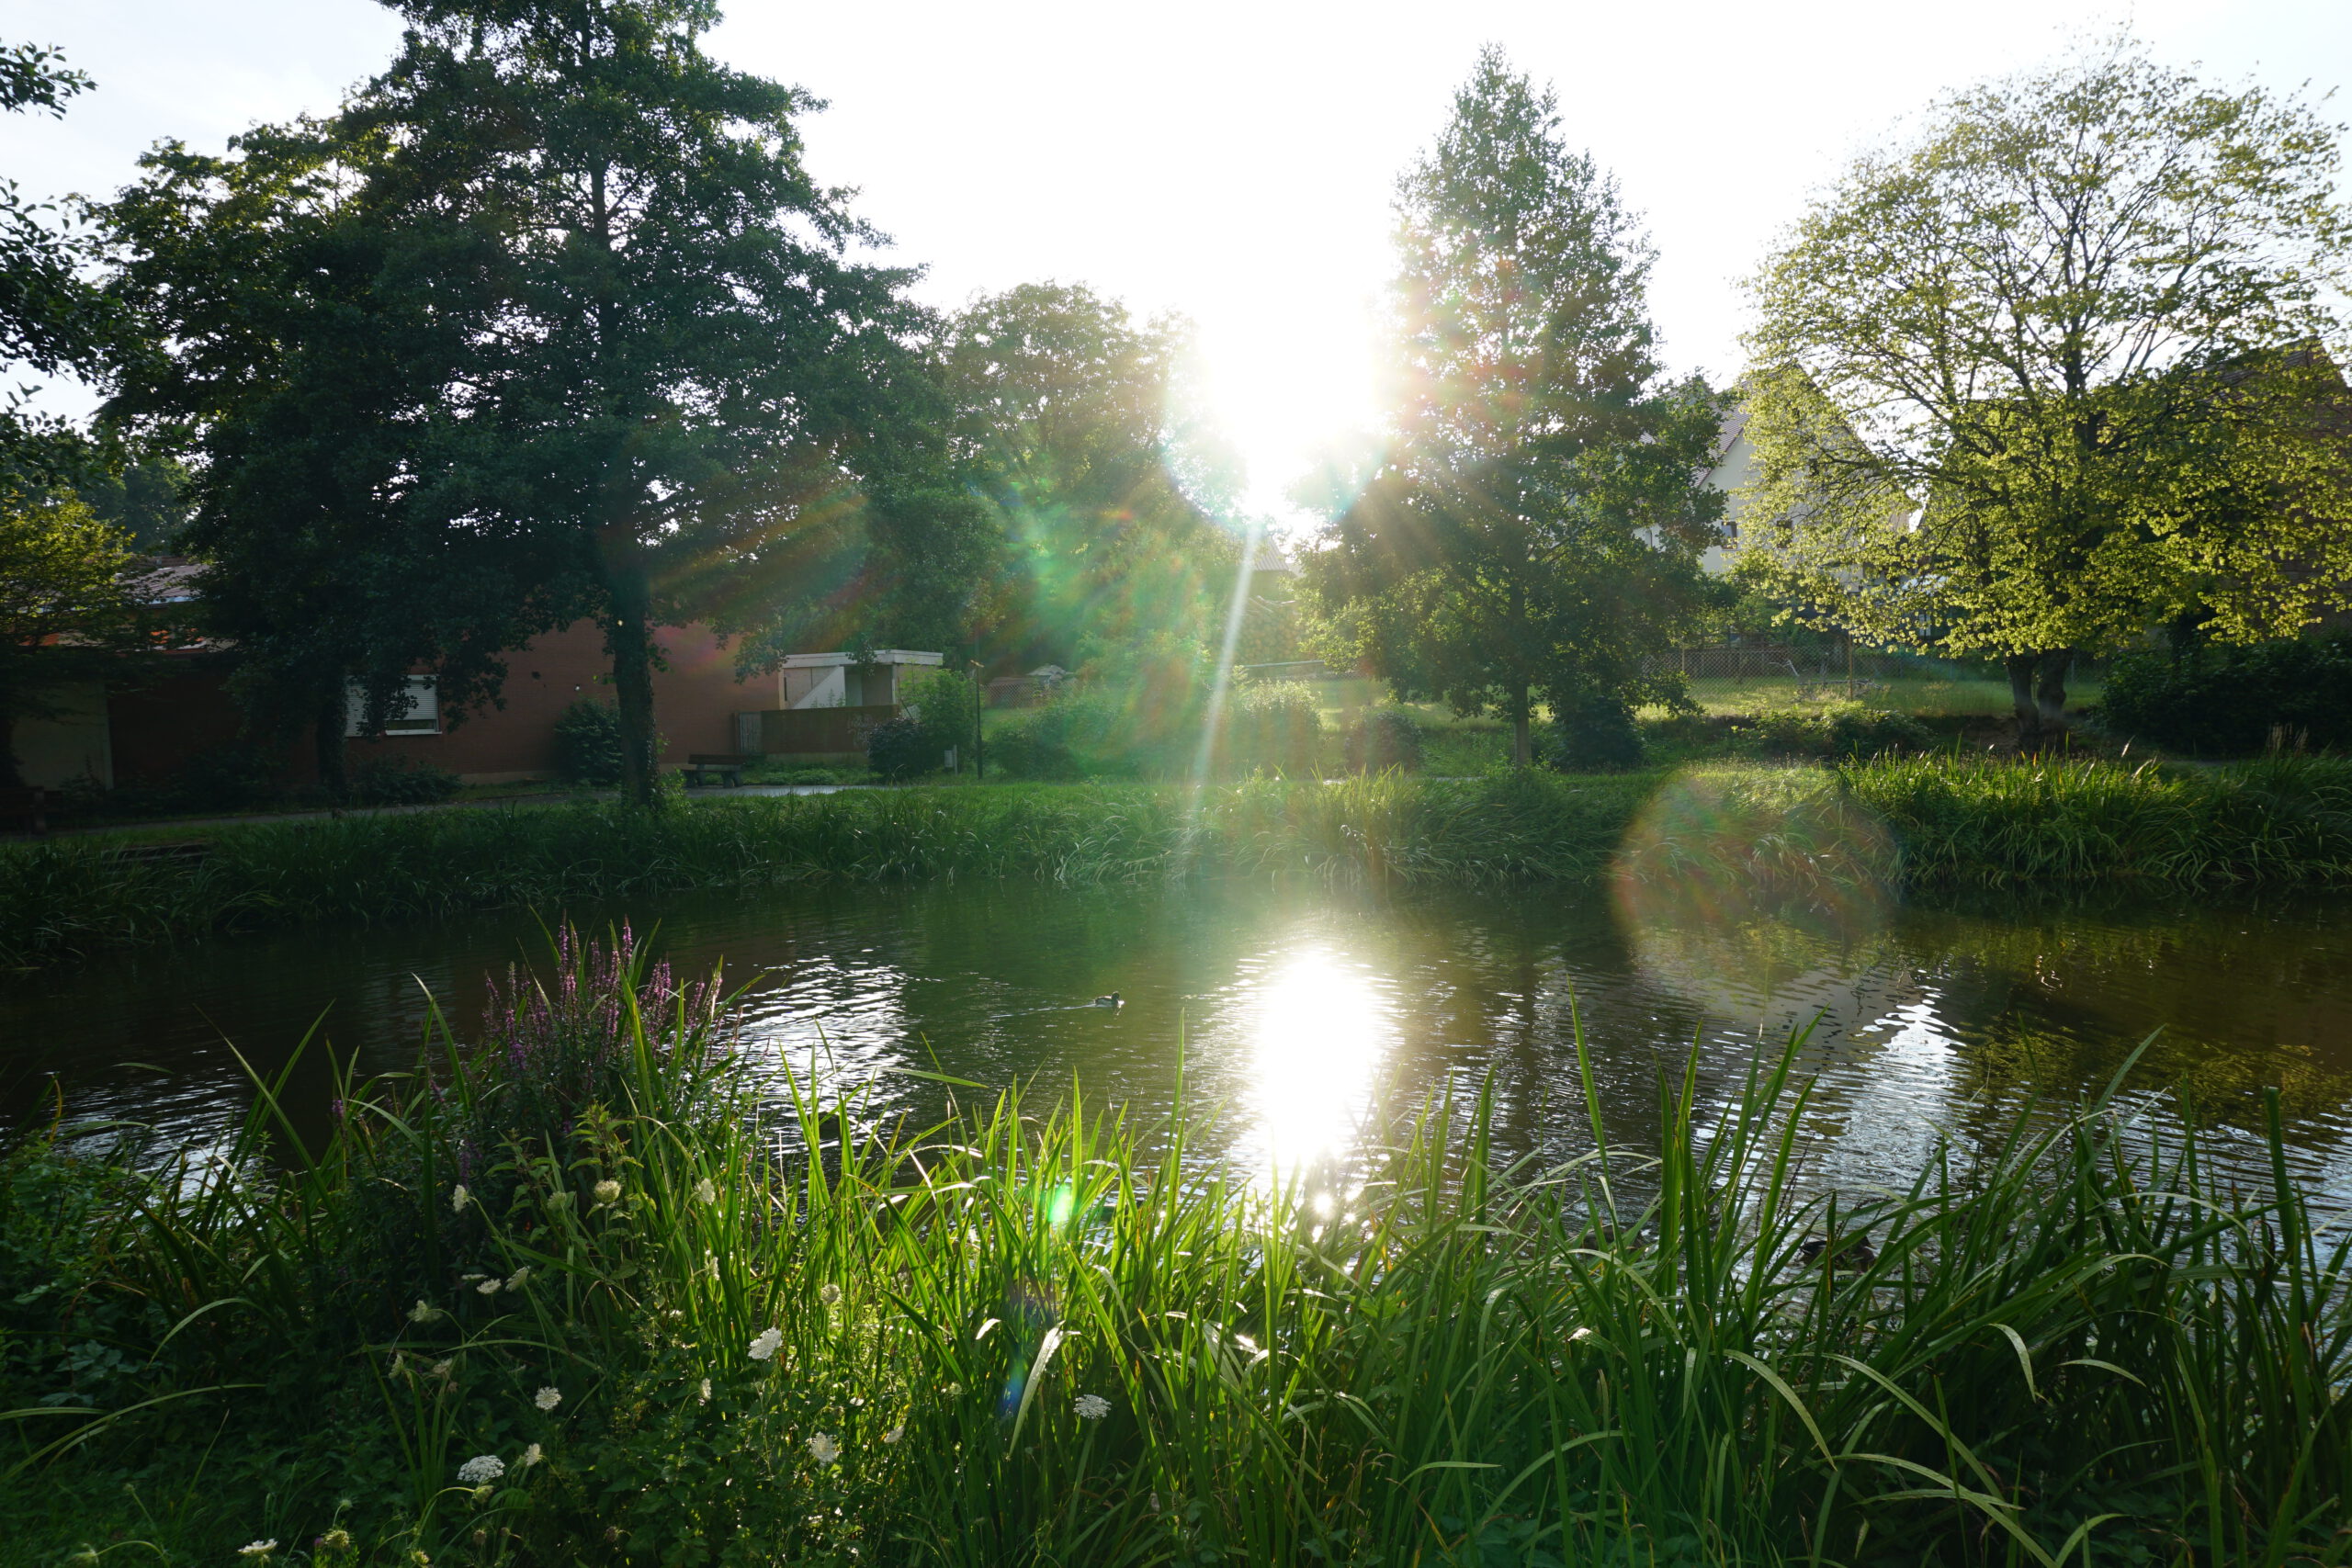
7;759;2352;970
3;929;2346;1564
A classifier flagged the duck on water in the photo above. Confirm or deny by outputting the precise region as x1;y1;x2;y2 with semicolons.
1090;992;1124;1009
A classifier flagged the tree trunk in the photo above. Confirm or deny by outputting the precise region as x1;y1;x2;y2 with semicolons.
1510;684;1532;768
0;684;22;791
2034;649;2073;735
608;577;660;810
2006;653;2044;749
313;686;349;802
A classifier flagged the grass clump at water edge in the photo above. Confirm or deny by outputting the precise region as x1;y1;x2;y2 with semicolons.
1;927;2346;1565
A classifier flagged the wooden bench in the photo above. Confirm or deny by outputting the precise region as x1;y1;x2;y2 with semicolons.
681;753;754;788
0;787;51;837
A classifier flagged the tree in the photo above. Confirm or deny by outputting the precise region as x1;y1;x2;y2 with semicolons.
1305;48;1722;766
342;0;926;807
1741;34;2352;743
935;282;1243;671
105;121;571;796
0;40;117;490
0;485;152;787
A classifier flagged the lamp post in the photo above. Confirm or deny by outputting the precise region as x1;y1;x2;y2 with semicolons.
969;654;985;783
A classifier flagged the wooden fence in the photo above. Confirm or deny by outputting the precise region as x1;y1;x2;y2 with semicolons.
734;705;899;757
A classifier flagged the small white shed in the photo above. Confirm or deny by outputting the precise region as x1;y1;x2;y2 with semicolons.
777;649;944;710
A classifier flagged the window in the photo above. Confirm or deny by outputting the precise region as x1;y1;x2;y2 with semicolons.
345;676;441;737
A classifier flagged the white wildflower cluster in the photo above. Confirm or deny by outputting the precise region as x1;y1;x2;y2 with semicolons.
807;1432;841;1465
697;1377;713;1404
475;1278;501;1296
694;1177;718;1204
520;1443;544;1469
593;1179;623;1204
505;1268;529;1290
237;1542;278;1560
748;1327;784;1361
882;1424;904;1445
456;1454;504;1485
818;1283;842;1308
449;1185;470;1213
1073;1393;1111;1421
535;1385;562;1412
407;1300;444;1325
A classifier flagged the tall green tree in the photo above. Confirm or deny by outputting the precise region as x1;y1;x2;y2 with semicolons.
0;41;115;489
935;282;1241;671
1306;48;1721;767
345;0;926;807
1741;34;2352;742
106;121;570;795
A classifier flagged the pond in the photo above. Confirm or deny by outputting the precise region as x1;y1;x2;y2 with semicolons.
6;878;2352;1198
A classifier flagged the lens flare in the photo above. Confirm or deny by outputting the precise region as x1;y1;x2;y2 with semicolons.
1611;768;1901;1017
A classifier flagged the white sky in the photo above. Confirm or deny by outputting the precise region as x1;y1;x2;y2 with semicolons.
5;0;2347;523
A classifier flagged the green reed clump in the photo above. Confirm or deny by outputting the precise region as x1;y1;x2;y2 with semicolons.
6;760;2352;970
3;928;2346;1565
0;775;1651;969
1841;752;2352;887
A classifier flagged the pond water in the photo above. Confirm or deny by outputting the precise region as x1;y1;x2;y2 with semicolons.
6;879;2352;1198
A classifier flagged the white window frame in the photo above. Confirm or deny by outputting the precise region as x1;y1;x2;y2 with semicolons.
345;675;441;737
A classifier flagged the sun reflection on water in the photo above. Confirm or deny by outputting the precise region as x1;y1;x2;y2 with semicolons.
1247;947;1397;1171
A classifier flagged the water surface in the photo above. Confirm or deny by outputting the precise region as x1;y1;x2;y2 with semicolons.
6;881;2351;1196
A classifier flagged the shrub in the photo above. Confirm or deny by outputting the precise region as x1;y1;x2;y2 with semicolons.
903;667;978;770
548;698;660;785
1343;706;1426;773
166;742;284;811
865;716;936;782
1740;700;1930;760
986;712;1085;780
348;754;460;807
1225;681;1323;775
2098;636;2352;755
1548;694;1645;772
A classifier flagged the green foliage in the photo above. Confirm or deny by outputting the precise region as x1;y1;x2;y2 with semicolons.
938;283;1241;670
1309;48;1721;766
902;666;978;768
1736;700;1934;760
348;753;461;807
1741;33;2352;737
2099;637;2352;755
1546;692;1645;772
0;485;150;786
863;716;933;782
3;928;2346;1562
1343;705;1426;773
11;760;2352;969
550;700;627;787
1223;681;1323;775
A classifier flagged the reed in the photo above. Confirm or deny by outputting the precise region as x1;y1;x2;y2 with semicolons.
6;758;2352;970
2;928;2346;1565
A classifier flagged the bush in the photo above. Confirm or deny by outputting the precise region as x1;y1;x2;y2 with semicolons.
2098;636;2352;755
550;698;661;786
348;754;460;807
985;712;1085;781
165;742;284;812
1225;681;1323;775
865;716;936;782
1548;694;1645;772
1343;706;1426;773
903;667;978;770
1740;700;1930;760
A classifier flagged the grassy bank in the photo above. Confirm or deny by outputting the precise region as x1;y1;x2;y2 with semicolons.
3;929;2345;1565
6;759;2352;970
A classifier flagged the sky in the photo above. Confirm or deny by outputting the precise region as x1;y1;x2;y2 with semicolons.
5;0;2348;524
